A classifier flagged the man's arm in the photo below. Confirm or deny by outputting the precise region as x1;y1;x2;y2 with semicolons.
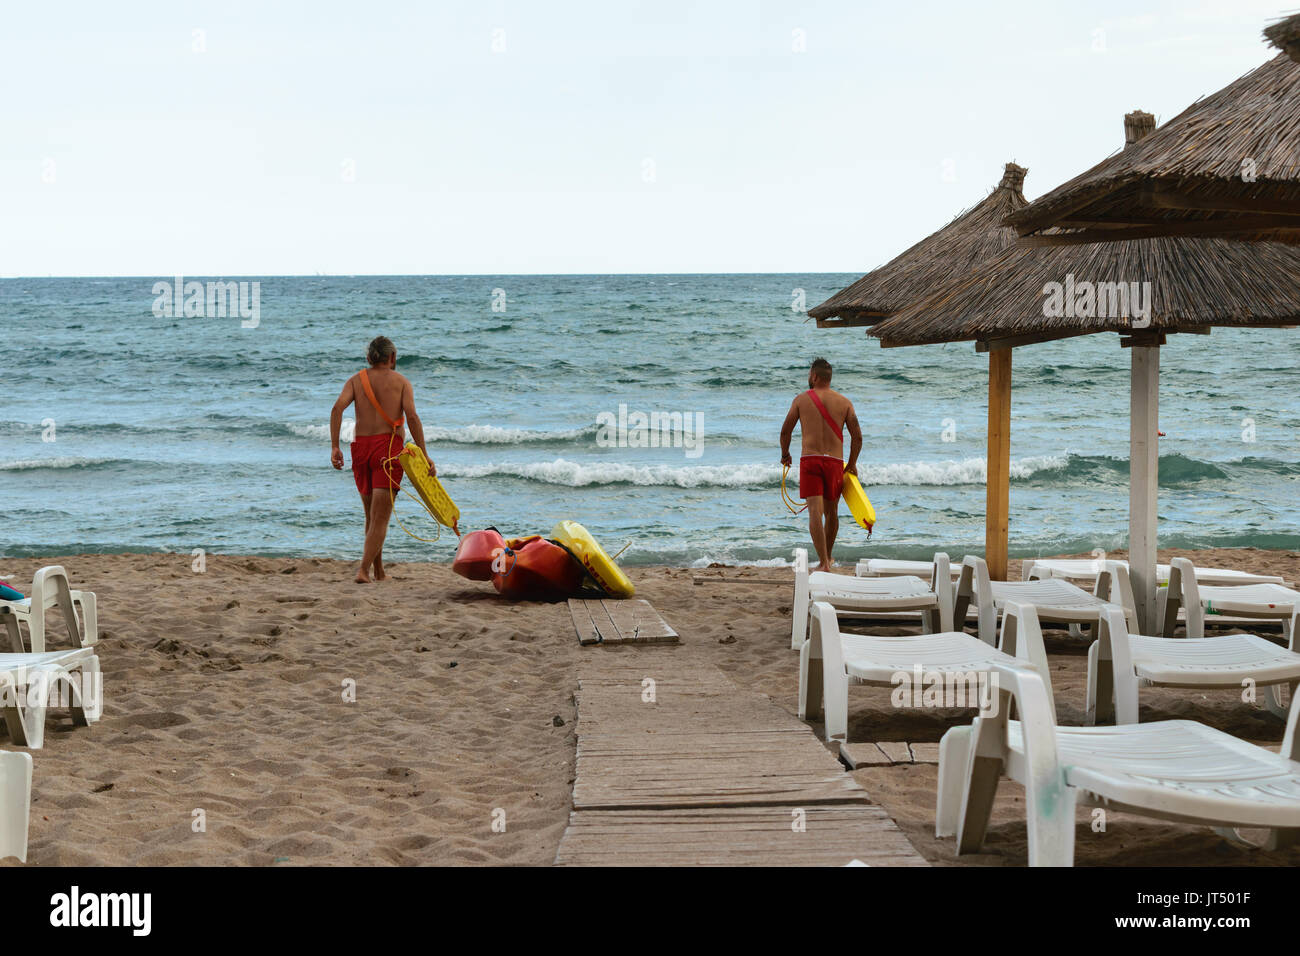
779;398;800;466
330;378;355;469
401;378;431;473
844;401;863;475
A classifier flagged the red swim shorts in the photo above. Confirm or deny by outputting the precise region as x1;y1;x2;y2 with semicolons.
351;432;404;495
799;455;844;502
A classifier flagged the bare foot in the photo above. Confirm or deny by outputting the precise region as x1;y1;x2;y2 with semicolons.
373;558;387;581
355;569;371;584
817;562;833;573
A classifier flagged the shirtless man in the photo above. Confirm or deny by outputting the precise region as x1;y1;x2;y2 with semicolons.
779;358;863;572
330;336;430;583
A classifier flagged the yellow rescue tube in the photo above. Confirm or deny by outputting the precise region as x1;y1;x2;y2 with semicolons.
397;442;460;534
842;469;876;534
551;520;635;598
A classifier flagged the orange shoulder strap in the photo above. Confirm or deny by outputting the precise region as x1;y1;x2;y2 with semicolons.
358;368;405;430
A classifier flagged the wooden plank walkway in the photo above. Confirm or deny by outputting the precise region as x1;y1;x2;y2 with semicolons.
841;741;942;769
568;598;680;646
556;662;927;866
557;807;920;867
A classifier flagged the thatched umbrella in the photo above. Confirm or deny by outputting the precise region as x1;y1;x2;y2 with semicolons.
871;113;1300;628
1005;24;1300;244
808;163;1029;328
1265;13;1300;64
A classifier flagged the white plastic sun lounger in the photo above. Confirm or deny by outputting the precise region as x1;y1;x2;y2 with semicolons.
1024;557;1287;588
0;743;31;862
0;607;101;748
856;558;963;581
791;548;953;650
954;555;1135;646
937;602;1300;865
1087;605;1300;724
1024;561;1289;634
800;598;1049;742
0;566;98;653
1158;557;1300;646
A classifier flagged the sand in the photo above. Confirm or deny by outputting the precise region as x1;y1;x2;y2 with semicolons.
3;545;1300;866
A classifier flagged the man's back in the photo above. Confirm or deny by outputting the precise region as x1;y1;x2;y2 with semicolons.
796;386;850;457
354;366;408;436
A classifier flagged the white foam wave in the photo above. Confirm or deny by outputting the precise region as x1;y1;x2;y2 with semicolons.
441;459;777;488
688;555;794;569
425;424;595;444
286;421;593;446
439;455;1069;489
288;421;355;444
861;454;1068;487
0;457;114;471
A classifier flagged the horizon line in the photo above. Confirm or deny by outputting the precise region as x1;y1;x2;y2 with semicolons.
0;270;865;280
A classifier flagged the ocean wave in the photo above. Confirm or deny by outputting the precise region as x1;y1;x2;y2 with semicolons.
437;454;1073;489
395;353;494;373
284;421;600;446
425;424;598;444
862;455;1068;486
688;555;794;569
441;459;777;488
0;456;120;471
1048;453;1289;487
287;422;355;444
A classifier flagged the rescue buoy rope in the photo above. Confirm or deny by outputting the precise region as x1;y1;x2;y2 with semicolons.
380;449;444;543
781;463;807;515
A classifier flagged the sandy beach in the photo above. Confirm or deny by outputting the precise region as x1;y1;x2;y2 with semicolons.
4;545;1298;867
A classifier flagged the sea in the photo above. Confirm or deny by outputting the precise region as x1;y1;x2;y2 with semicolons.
3;274;1298;567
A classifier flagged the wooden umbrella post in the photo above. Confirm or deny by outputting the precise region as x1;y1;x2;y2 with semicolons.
985;347;1012;581
1128;335;1161;631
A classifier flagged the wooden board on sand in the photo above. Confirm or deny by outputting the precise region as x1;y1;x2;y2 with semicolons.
556;662;927;866
555;805;927;867
568;598;679;646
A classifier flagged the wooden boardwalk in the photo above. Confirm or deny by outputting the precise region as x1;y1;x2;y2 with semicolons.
568;598;680;646
555;662;926;866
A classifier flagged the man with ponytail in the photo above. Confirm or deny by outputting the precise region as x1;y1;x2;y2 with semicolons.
330;336;430;583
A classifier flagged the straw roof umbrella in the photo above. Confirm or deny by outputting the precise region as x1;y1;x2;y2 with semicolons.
1265;13;1300;64
808;163;1029;328
1005;24;1300;244
871;113;1300;627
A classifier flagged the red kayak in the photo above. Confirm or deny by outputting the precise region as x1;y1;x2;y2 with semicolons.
492;536;585;600
452;528;505;581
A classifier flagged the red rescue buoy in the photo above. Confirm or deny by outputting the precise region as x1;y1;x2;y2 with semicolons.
492;536;586;600
452;528;506;581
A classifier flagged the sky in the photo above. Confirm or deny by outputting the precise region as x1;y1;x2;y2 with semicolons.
0;0;1290;276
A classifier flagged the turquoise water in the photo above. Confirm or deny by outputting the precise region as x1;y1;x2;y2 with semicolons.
2;274;1298;566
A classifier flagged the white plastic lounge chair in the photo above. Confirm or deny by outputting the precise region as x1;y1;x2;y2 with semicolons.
856;558;963;581
800;599;1049;742
1087;605;1300;724
0;739;31;862
0;566;98;653
791;548;953;650
1023;558;1123;639
1024;557;1287;588
954;555;1135;646
937;602;1300;865
1159;557;1300;646
0;607;101;748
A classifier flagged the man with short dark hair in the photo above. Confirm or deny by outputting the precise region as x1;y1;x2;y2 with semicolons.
779;358;862;571
330;336;430;583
